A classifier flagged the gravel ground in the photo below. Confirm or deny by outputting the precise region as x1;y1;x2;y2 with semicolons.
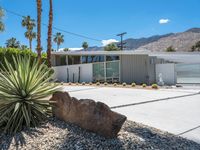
0;118;200;150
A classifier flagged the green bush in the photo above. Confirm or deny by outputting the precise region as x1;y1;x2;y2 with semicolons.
142;83;147;88
131;82;136;87
82;82;86;85
89;82;93;85
0;56;58;134
96;82;100;86
152;84;158;89
68;82;72;85
104;82;108;86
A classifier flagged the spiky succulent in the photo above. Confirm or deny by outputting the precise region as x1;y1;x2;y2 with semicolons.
0;56;58;134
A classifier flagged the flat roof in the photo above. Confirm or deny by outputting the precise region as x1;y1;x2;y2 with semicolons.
52;50;200;56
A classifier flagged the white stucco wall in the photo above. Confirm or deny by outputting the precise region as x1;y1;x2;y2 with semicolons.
156;64;176;85
53;64;93;82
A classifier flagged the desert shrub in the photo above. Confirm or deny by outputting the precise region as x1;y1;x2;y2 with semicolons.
104;82;108;86
131;82;136;87
75;82;79;85
68;82;72;85
122;82;127;86
82;82;86;85
152;84;158;89
142;83;147;87
113;83;117;86
60;82;64;85
89;82;93;85
0;56;58;134
96;82;100;86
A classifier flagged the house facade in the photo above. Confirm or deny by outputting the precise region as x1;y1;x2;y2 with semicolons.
51;51;200;85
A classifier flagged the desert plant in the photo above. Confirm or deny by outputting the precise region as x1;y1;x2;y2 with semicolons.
89;82;93;85
113;83;117;86
0;55;58;134
104;82;108;86
68;82;72;85
75;82;79;85
96;82;100;86
131;82;136;87
142;83;147;88
82;82;86;85
152;84;158;89
60;82;64;85
122;82;127;86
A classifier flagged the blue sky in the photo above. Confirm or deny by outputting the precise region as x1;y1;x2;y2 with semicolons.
0;0;200;52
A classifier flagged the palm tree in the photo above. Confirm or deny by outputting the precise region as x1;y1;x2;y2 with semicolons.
5;37;21;48
82;42;89;62
36;0;42;62
53;32;64;51
82;41;88;50
0;7;5;32
24;30;36;50
47;0;53;67
21;16;36;51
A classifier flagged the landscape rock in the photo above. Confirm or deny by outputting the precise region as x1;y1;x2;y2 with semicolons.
49;91;127;138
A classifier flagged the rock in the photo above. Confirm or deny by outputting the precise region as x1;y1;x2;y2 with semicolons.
49;91;127;138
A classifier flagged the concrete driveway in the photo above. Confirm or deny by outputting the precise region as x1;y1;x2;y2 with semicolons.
62;86;200;143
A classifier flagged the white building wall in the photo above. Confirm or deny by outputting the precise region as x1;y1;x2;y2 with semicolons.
156;64;176;85
53;64;93;82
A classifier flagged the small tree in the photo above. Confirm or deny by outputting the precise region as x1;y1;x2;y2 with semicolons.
82;42;88;50
104;43;120;51
53;32;64;51
166;46;175;52
5;38;21;48
191;41;200;51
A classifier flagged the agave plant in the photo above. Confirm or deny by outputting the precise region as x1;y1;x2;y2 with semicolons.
0;55;58;134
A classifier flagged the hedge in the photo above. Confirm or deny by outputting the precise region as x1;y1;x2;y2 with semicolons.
0;47;47;67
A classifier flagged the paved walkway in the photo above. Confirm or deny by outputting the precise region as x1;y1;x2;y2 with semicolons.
62;86;200;143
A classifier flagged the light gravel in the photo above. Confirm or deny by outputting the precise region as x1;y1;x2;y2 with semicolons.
1;117;200;150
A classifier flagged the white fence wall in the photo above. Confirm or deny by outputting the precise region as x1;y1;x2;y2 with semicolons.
53;64;93;82
156;64;176;85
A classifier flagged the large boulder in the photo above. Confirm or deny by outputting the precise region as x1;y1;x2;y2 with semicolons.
49;91;127;138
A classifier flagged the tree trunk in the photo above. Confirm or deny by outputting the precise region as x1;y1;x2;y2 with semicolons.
57;44;59;52
29;39;32;51
47;0;53;68
36;0;42;63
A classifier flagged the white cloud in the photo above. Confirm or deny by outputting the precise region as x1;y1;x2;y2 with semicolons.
159;19;170;24
101;39;118;46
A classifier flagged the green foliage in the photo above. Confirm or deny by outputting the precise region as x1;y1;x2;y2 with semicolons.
5;38;21;48
131;82;136;87
104;43;120;51
63;48;69;51
152;84;158;89
0;55;58;134
0;48;47;68
142;83;147;88
82;42;89;50
166;46;175;52
53;32;64;51
191;41;200;51
0;7;5;32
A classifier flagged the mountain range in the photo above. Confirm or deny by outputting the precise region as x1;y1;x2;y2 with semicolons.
86;28;200;52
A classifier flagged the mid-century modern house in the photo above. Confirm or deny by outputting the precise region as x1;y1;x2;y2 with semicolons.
51;50;200;85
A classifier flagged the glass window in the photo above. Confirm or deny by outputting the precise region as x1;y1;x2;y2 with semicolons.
106;61;120;82
93;63;105;82
106;56;119;61
68;56;81;65
82;55;105;63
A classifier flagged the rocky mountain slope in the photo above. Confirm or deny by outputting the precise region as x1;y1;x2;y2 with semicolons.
136;28;200;52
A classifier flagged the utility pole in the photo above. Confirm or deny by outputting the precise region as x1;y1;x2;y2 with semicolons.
116;32;127;50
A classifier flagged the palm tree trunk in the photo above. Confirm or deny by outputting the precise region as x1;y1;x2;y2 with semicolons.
29;39;32;51
36;0;42;63
57;44;59;51
47;0;53;68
